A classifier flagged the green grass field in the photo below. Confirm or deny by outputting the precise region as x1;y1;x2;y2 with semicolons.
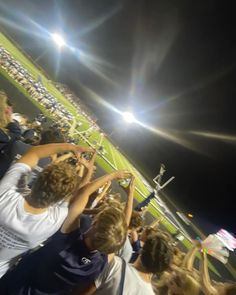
0;31;223;276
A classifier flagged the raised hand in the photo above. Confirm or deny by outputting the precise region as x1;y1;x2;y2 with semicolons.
114;169;132;180
79;151;96;169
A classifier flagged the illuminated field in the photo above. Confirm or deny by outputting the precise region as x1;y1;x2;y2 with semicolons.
0;31;221;276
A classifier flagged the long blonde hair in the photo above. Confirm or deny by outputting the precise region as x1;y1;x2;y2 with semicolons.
0;90;11;129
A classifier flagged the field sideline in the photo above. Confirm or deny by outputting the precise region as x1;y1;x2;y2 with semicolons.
0;31;223;276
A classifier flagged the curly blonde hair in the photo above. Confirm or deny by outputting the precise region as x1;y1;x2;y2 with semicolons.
0;90;11;129
31;162;80;207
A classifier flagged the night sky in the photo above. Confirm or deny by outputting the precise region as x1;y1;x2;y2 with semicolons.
1;0;236;233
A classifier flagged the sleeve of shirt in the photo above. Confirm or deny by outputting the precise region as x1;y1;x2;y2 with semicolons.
0;163;31;193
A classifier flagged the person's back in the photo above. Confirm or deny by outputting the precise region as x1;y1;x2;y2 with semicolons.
0;143;86;277
94;256;155;295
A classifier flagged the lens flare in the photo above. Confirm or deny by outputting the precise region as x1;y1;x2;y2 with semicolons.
51;33;66;47
122;112;135;123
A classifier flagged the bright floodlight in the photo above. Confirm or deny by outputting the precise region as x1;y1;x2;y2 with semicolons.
122;112;135;123
51;33;66;47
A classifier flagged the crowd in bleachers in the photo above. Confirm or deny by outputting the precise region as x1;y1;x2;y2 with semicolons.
0;50;236;295
54;82;99;127
0;45;106;151
0;46;73;123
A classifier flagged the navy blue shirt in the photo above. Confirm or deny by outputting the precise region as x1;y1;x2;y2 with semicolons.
0;229;107;295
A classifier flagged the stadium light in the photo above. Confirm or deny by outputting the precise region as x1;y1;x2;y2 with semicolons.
51;33;66;48
122;112;135;123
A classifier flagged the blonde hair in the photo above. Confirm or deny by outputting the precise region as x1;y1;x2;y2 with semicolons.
91;207;127;254
0;90;11;129
31;162;80;207
168;271;200;295
129;210;144;229
183;274;200;295
106;198;124;210
109;193;121;202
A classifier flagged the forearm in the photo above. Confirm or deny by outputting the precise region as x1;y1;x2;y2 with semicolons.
28;143;76;159
200;252;217;295
17;143;77;168
53;152;74;163
95;188;108;203
124;191;134;226
79;167;93;188
182;246;198;270
124;178;135;226
82;172;117;196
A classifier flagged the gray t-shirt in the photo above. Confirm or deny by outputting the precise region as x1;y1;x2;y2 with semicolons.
95;256;155;295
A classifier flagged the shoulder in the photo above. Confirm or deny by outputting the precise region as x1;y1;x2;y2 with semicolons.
0;162;31;191
39;228;82;253
4;163;31;178
95;256;122;288
126;265;155;294
47;202;69;222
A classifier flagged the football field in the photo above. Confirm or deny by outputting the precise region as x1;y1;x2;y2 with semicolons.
1;31;227;277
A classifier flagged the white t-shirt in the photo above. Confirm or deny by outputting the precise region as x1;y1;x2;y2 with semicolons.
117;236;133;262
0;163;69;277
95;256;155;295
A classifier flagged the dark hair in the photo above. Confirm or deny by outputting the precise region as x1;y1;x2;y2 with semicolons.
31;162;80;207
141;234;172;274
40;128;65;144
7;99;12;107
225;284;236;295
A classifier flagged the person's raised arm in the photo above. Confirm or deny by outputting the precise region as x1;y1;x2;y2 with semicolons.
52;152;74;163
17;143;92;168
124;176;135;226
182;241;199;271
90;181;111;208
200;251;217;295
79;151;97;188
61;170;131;233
